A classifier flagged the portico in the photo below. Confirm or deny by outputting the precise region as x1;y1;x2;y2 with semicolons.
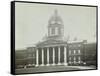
35;46;68;67
35;10;68;67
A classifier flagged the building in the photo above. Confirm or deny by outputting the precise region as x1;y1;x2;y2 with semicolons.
15;10;97;69
35;10;68;66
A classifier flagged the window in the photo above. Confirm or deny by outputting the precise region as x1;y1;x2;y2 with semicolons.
69;61;71;64
74;50;76;54
74;56;76;61
78;50;80;54
49;27;55;36
78;56;81;63
69;50;71;55
49;28;51;36
51;28;55;35
78;44;81;47
78;56;80;60
73;45;76;47
69;57;71;61
78;61;81;63
28;54;32;57
69;45;72;48
33;54;35;57
69;57;72;64
55;27;58;35
74;56;76;63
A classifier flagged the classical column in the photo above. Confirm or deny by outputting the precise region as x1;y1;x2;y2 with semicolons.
47;47;50;66
52;47;55;65
41;48;44;66
36;48;39;66
64;46;67;65
58;46;61;65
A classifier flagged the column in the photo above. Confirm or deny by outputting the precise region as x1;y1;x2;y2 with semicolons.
58;47;61;65
36;48;39;66
47;47;50;66
52;47;55;65
41;48;44;66
64;46;67;65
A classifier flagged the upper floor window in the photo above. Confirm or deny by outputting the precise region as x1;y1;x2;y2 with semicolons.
73;45;76;47
69;45;72;48
51;28;55;35
74;56;76;63
33;54;35;57
74;50;76;54
78;56;81;63
69;50;71;55
74;56;76;61
78;44;81;47
55;27;58;35
49;28;51;36
78;50;81;54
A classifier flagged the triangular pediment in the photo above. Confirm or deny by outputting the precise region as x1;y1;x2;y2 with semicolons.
36;39;67;47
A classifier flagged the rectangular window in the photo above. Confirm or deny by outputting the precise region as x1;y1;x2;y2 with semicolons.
69;57;71;60
78;50;80;54
69;57;72;64
74;56;76;63
78;56;80;60
55;27;58;35
78;44;81;47
69;50;71;55
74;56;76;61
74;50;76;54
78;56;81;63
51;28;55;35
69;45;72;48
49;28;51;36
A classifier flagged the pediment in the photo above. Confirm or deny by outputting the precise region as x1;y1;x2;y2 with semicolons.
36;39;67;47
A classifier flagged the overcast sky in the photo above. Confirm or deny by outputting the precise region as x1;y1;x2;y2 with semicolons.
15;2;96;50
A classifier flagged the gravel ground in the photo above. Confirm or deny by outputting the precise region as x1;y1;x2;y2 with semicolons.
15;65;96;74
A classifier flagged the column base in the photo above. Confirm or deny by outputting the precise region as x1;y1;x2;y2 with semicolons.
52;63;56;66
35;65;39;67
58;63;61;65
46;64;50;66
64;63;68;66
40;64;44;66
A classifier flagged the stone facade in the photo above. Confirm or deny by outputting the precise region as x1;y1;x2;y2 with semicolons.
15;10;97;69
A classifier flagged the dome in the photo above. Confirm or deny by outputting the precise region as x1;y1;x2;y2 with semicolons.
49;10;63;25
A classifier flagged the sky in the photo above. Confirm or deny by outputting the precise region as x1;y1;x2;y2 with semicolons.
15;2;97;50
